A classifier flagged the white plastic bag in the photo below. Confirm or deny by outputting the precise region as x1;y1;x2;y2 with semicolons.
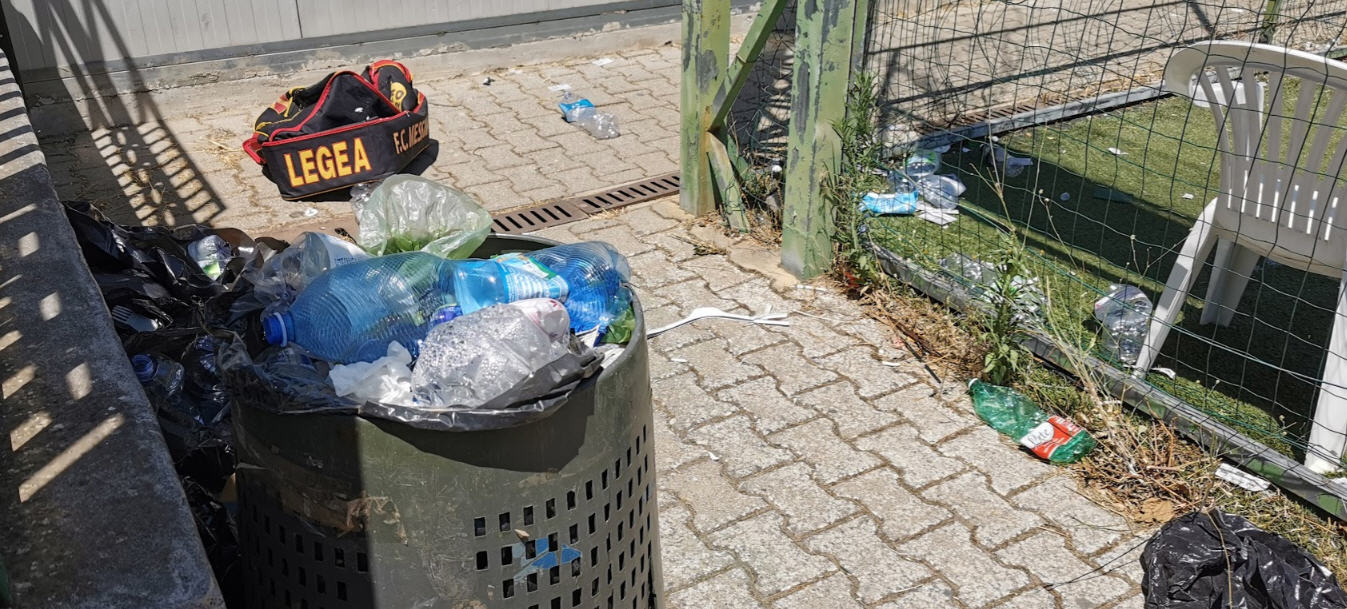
354;175;492;259
328;341;415;406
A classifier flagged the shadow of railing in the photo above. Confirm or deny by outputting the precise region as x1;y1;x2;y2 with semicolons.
8;0;226;228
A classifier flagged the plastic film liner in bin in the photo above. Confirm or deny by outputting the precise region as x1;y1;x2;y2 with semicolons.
217;335;601;432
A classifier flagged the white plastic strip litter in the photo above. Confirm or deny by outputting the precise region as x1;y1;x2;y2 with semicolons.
1215;462;1272;492
646;307;789;338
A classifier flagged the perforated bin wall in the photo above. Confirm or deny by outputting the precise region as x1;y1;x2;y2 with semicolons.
233;235;663;609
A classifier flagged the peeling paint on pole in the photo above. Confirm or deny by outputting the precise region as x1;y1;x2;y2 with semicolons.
781;0;861;278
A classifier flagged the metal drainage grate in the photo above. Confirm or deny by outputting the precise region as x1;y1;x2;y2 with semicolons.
490;172;681;235
572;172;680;214
491;200;587;235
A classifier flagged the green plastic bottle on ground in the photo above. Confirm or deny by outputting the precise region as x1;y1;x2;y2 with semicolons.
968;380;1096;463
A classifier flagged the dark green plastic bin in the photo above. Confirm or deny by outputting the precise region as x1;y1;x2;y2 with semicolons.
234;235;663;609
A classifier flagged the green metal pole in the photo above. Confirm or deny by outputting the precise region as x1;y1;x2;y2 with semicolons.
781;0;862;278
681;0;729;216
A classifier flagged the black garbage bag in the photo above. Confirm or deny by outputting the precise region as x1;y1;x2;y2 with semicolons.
181;477;241;608
1141;510;1347;609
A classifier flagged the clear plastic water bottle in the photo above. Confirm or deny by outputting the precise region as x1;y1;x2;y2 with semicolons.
255;232;372;307
263;252;460;363
264;243;630;362
412;299;573;408
132;354;185;402
528;242;630;332
181;336;230;425
451;242;630;332
1092;284;1153;366
187;234;232;280
559;92;620;139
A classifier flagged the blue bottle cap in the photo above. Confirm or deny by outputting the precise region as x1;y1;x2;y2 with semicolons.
262;312;293;346
130;354;155;384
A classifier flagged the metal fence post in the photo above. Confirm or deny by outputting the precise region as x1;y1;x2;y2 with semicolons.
781;0;863;278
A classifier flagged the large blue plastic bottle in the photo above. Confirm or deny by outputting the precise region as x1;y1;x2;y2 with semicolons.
263;252;459;363
263;243;630;363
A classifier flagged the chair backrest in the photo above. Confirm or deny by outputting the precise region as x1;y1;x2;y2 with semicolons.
1164;41;1347;264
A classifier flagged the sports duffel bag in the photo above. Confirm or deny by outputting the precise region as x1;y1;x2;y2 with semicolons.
243;60;430;200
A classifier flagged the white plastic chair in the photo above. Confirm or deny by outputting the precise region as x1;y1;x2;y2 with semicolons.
1137;41;1347;473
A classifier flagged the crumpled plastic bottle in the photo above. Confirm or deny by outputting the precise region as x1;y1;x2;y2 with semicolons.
254;231;371;310
412;299;573;409
1092;284;1153;366
559;92;620;140
969;380;1096;463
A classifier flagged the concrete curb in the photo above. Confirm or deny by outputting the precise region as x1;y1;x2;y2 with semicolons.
0;48;223;609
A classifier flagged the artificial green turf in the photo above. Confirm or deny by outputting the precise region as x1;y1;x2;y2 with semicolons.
870;94;1343;463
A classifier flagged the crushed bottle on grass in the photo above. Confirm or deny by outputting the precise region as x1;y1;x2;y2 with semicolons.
1093;284;1153;367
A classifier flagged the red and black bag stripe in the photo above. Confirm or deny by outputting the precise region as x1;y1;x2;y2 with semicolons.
242;60;430;200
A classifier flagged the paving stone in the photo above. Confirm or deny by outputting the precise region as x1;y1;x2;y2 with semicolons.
475;142;529;170
652;373;738;433
648;349;691;381
874;581;959;608
994;587;1058;608
1090;532;1153;587
998;532;1132;608
832;468;952;542
804;517;933;603
465;180;528;211
707;512;835;597
551;165;607;193
590;224;656;256
715;378;815;434
768;315;860;359
623;205;679;235
899;524;1030;608
629;250;698;288
817;347;920;399
707;316;789;356
741;463;858;535
653;412;702;474
1111;592;1145;609
855;426;967;488
667;568;759;609
687;415;793;479
936;426;1055;495
1011;476;1130;555
655;278;747;317
770;418;882;484
682;255;754;292
873;383;977;443
669;338;765;391
658;503;737;590
741;343;838;396
771;572;863;609
793;381;900;439
923;471;1044;547
661;460;767;532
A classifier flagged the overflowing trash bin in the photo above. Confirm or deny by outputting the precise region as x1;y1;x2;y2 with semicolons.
67;174;663;608
231;233;661;609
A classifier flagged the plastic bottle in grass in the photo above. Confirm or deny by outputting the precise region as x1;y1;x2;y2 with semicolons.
968;380;1096;463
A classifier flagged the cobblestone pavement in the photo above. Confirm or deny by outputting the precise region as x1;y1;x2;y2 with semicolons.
532;200;1149;609
38;41;687;234
38;31;1150;609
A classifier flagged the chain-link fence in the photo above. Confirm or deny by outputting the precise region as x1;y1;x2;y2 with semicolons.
856;0;1347;494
